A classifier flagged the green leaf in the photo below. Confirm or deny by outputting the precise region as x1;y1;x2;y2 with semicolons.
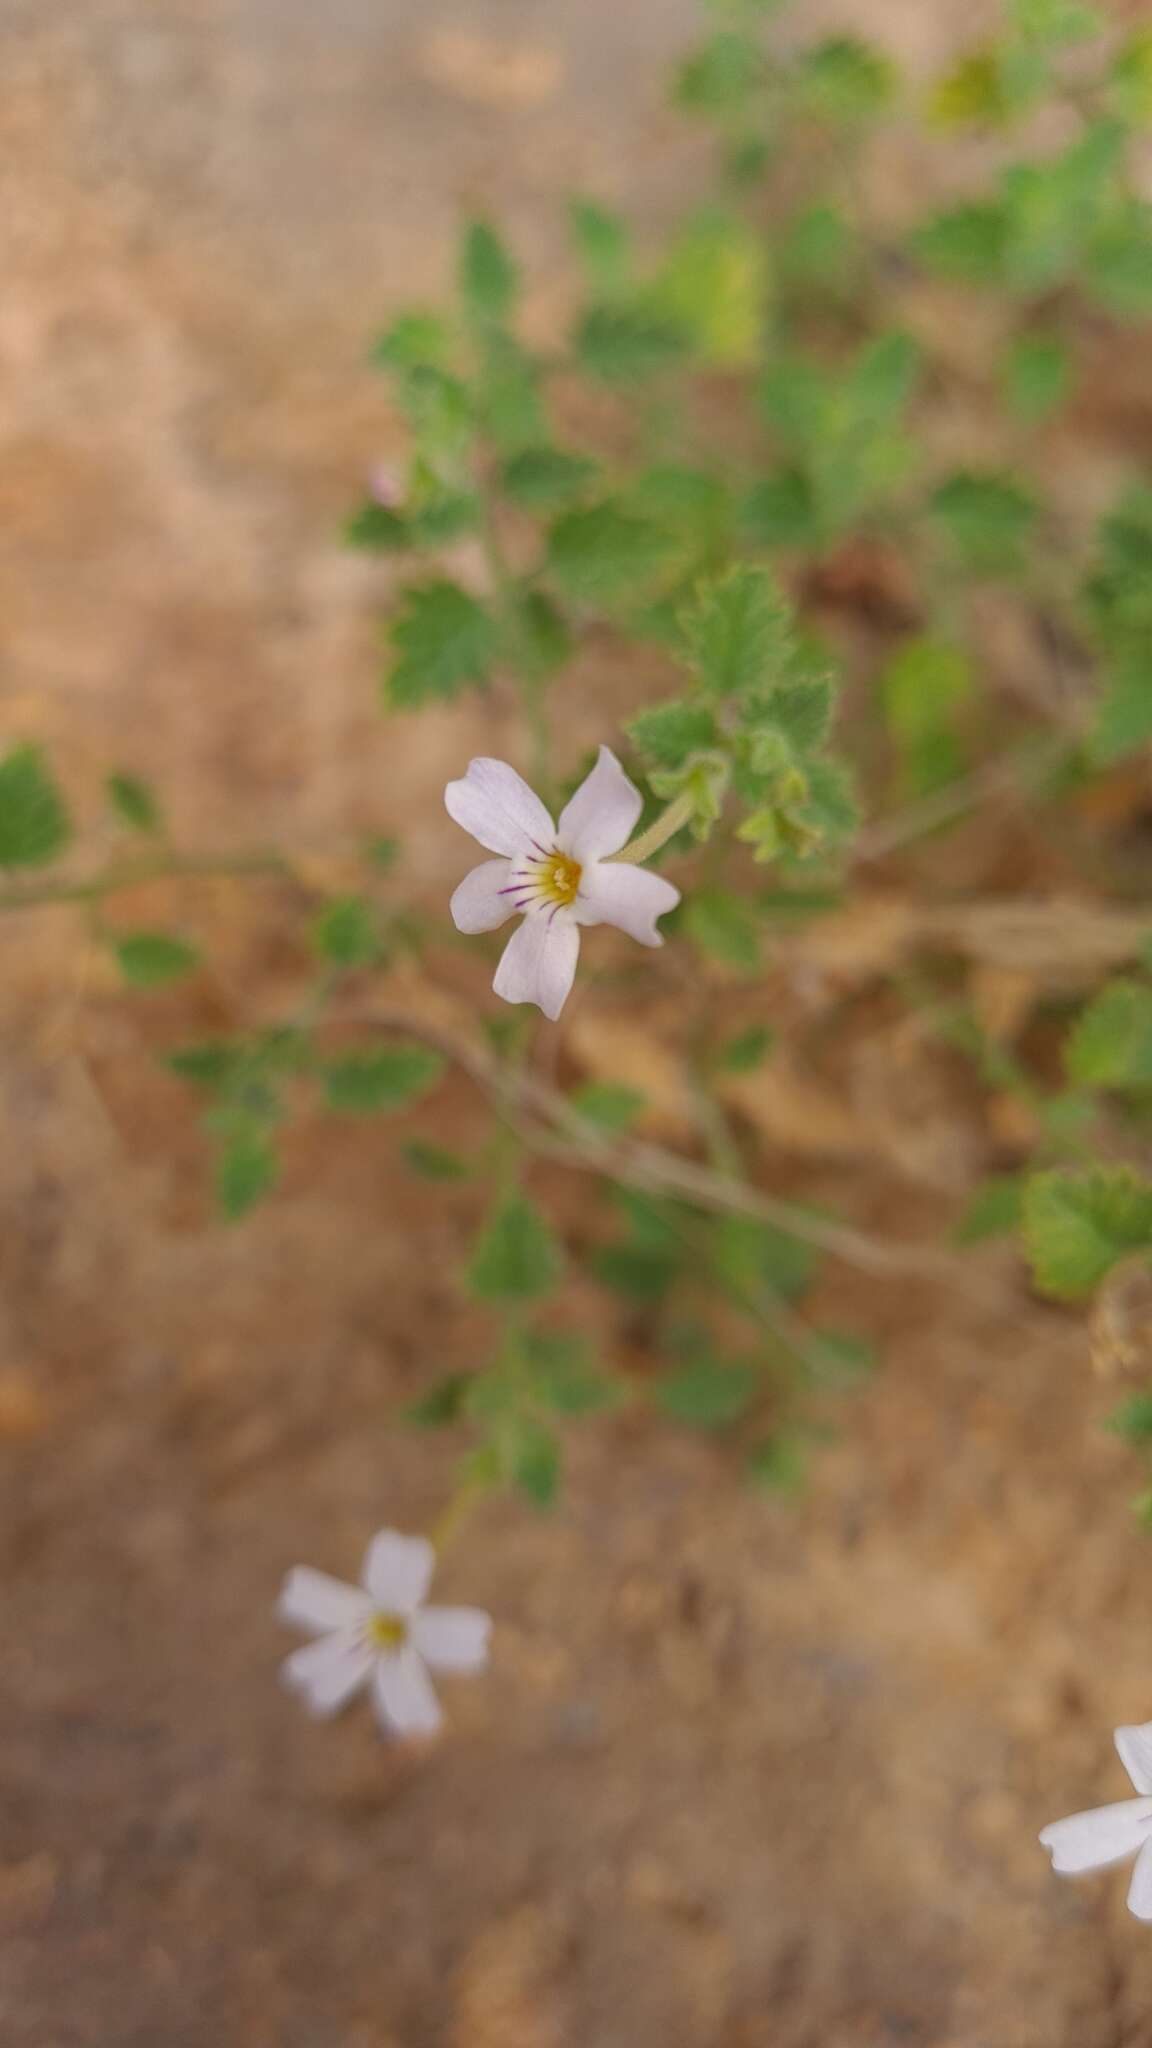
741;470;822;551
759;675;834;753
569;199;631;296
322;1044;444;1113
460;220;519;325
1111;30;1152;124
476;331;544;451
402;1138;469;1181
881;637;971;791
115;931;200;988
797;36;895;121
312;895;380;968
1024;1166;1152;1299
547;501;678;608
1085;201;1152;320
1011;0;1101;46
168;1040;242;1090
628;699;719;770
760;355;830;448
571;1081;647;1132
657;1353;759;1427
371;310;453;372
344;501;412;552
929;470;1038;575
655;209;768;369
929;49;1013;128
508;589;573;682
574;304;689;385
674;30;763;114
1106;1392;1152;1445
500;446;599;510
366;836;399;871
1066;981;1152;1090
107;771;162;834
386;581;498;707
850;329;921;419
914;201;1010;283
507;1415;562;1508
0;746;70;869
394;366;474;468
715;1023;775;1072
403;1373;471;1427
684;565;789;700
1003;334;1071;421
594;1242;677;1304
467;1194;563;1304
711;1212;817;1301
1091;657;1152;764
747;1432;807;1492
778;203;853;286
955;1173;1025;1244
685;888;761;971
217;1130;278;1221
524;1331;616;1415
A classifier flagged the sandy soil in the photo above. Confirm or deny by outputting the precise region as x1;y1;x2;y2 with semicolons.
5;3;1152;2044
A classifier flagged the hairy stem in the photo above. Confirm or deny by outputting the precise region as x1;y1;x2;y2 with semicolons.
614;789;696;867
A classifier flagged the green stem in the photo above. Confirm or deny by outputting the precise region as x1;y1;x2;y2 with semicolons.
0;849;289;914
613;789;696;866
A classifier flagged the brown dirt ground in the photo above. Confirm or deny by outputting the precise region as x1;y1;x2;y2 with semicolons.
6;3;1152;2044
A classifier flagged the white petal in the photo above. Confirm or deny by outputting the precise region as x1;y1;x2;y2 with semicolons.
445;758;555;858
361;1530;435;1614
1039;1797;1152;1875
450;858;516;934
492;911;580;1021
556;745;643;863
1128;1836;1152;1919
281;1630;375;1717
278;1566;372;1636
572;861;681;946
1116;1723;1152;1795
372;1647;443;1738
411;1605;492;1674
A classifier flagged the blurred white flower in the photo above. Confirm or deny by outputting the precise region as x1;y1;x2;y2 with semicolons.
278;1530;490;1739
368;463;403;508
445;746;680;1021
1040;1722;1152;1920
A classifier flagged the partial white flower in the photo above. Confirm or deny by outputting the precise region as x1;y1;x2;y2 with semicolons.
1040;1722;1152;1920
445;747;681;1020
278;1529;491;1740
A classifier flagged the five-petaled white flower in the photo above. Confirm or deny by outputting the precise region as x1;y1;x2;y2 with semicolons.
1040;1721;1152;1920
445;746;681;1021
278;1530;491;1740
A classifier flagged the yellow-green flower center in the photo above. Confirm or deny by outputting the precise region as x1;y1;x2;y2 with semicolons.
538;851;582;907
368;1611;408;1651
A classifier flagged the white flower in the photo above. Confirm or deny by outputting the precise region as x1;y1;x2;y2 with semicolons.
278;1530;491;1739
1040;1722;1152;1920
445;746;681;1021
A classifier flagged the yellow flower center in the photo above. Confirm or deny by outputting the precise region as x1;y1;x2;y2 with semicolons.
368;1611;408;1651
538;851;582;907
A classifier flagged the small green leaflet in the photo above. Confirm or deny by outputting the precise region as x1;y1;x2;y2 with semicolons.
460;220;519;325
684;565;789;699
570;1081;647;1132
0;746;71;869
467;1194;564;1304
312;896;380;969
657;1353;759;1428
107;771;162;834
386;581;499;707
1066;980;1152;1090
685;889;760;971
715;1023;775;1073
115;931;200;988
322;1044;444;1114
217;1130;278;1221
1024;1166;1152;1299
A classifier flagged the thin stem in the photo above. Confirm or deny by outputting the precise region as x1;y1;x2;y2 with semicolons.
428;1478;485;1556
0;849;289;914
614;790;697;867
